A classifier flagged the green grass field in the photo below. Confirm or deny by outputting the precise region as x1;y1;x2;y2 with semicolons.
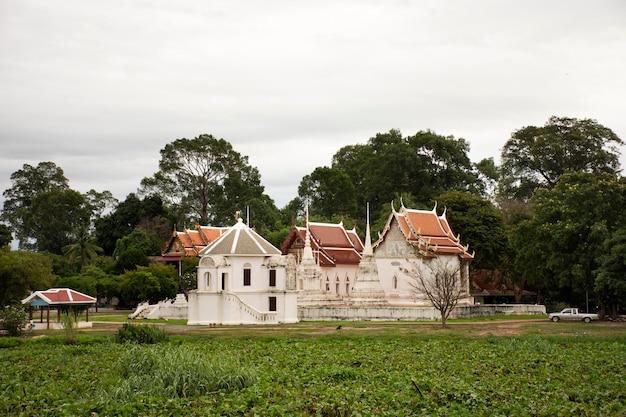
2;318;625;416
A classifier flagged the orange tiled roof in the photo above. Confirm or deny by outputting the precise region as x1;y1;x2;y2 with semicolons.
375;203;473;260
162;225;230;258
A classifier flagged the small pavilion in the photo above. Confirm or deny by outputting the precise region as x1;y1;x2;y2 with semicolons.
22;288;96;330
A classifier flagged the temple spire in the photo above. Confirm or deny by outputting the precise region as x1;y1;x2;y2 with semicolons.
363;202;373;256
303;203;314;261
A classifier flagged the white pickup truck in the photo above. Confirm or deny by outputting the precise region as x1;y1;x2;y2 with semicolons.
549;308;599;323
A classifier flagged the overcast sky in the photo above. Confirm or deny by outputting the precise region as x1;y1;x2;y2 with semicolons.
1;1;625;209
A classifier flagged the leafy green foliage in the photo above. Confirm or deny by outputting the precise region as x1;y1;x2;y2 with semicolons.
102;344;257;400
298;166;358;219
1;333;625;416
115;322;170;344
0;249;55;305
117;263;178;307
595;228;626;318
60;310;78;344
62;225;103;270
53;274;97;297
514;172;626;308
332;129;480;225
500;116;623;200
0;304;28;336
433;190;508;271
114;227;162;259
1;162;69;250
139;134;278;227
0;224;12;247
95;193;171;255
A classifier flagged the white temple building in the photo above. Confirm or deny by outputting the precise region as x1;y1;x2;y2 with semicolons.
187;217;298;325
186;203;545;325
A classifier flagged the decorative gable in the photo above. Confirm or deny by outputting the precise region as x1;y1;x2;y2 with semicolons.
161;224;230;259
374;202;473;260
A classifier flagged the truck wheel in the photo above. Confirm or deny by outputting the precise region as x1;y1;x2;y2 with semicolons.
584;317;591;323
551;316;560;322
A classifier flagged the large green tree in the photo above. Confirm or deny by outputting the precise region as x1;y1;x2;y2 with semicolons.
140;134;278;227
500;116;623;200
298;166;358;219
2;162;115;252
63;225;104;271
118;264;178;307
433;191;508;272
0;248;56;305
332;129;479;225
594;228;626;318
28;189;91;254
513;172;626;311
95;194;170;255
1;162;69;250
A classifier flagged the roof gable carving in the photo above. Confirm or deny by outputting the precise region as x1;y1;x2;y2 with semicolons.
373;202;473;260
162;224;230;258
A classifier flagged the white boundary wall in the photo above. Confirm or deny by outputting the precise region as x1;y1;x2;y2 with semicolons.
299;304;546;321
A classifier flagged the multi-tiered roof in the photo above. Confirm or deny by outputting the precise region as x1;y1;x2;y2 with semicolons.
374;202;474;259
281;221;364;267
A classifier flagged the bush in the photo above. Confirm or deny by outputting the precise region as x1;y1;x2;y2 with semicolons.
115;322;169;344
61;310;78;344
0;304;29;336
101;345;257;400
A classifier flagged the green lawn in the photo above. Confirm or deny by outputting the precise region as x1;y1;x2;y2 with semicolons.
2;320;625;416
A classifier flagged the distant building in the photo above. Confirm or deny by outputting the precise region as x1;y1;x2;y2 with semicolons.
182;203;539;324
158;225;229;273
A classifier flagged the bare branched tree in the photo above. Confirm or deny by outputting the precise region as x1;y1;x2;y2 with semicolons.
402;256;466;328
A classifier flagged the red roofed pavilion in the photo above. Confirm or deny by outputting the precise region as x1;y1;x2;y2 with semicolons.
22;288;96;329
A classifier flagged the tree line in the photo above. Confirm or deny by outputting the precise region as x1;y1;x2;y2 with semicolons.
1;116;625;317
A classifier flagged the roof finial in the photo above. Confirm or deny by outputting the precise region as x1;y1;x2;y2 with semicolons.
432;201;438;213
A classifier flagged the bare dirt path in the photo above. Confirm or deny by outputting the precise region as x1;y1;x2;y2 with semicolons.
87;318;626;339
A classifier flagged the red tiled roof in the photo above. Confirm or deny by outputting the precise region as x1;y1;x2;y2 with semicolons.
375;204;473;260
22;288;96;305
281;221;364;267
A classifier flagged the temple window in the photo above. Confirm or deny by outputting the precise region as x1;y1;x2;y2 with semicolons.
243;263;251;286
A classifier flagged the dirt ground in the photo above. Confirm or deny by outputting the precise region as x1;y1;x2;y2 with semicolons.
85;318;626;339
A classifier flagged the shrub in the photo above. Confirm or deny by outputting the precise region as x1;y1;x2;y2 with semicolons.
102;345;257;400
115;322;169;344
60;310;78;344
0;304;29;336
